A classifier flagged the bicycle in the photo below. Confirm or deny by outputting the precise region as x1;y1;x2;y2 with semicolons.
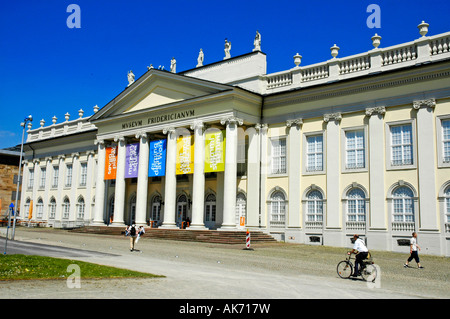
337;251;377;282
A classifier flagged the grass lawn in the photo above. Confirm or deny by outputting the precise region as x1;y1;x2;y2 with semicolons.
0;254;163;281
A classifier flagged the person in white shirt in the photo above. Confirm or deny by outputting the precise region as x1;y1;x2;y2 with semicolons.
350;234;369;277
404;232;423;269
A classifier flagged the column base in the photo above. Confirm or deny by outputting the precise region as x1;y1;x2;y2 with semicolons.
111;222;126;227
217;225;238;231
187;224;207;230
90;221;106;226
159;223;179;229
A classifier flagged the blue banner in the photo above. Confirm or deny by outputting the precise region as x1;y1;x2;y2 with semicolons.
149;139;167;177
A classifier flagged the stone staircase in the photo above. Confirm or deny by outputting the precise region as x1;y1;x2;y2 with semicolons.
69;226;277;244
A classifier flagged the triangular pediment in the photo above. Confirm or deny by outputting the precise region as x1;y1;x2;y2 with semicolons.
91;70;233;121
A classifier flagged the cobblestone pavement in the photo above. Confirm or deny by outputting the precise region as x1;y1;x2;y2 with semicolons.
1;227;449;299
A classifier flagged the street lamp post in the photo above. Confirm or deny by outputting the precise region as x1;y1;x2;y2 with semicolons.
12;114;32;240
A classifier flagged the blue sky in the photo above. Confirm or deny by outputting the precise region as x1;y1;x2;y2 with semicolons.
0;0;449;149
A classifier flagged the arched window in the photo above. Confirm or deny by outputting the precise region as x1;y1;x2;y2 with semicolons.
347;188;366;222
270;190;286;228
62;197;70;219
36;198;44;219
77;196;85;219
392;186;414;223
151;195;162;223
205;194;216;223
306;190;323;222
235;192;247;227
24;198;31;219
345;188;366;232
444;186;450;231
49;197;56;219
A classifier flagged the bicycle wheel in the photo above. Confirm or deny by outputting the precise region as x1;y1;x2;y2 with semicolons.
337;261;353;279
360;263;377;282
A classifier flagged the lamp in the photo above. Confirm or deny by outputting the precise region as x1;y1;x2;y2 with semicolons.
12;114;33;240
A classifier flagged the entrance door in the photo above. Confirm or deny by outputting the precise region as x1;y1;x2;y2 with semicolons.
204;194;216;229
177;194;188;228
235;192;247;230
129;195;136;225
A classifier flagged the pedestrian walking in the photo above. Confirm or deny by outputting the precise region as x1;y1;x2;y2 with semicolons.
135;225;145;244
128;224;137;251
404;232;424;269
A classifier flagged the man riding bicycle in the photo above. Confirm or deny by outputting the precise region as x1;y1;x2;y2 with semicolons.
350;234;368;277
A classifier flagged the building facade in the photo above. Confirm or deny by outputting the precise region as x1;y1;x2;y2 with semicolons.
20;24;450;256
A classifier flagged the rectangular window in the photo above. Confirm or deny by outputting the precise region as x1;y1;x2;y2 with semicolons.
39;168;46;189
79;163;88;186
306;135;323;172
345;130;365;169
65;164;73;187
271;138;286;174
52;166;59;188
390;124;413;166
28;169;34;189
443;119;450;163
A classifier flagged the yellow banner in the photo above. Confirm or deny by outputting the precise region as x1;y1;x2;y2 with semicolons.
176;135;194;175
205;129;225;172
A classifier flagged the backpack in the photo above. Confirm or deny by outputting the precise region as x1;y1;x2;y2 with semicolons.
130;225;136;236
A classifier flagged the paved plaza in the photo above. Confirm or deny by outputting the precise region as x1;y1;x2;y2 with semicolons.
1;227;449;300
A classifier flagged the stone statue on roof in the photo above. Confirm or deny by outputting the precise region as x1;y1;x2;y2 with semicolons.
196;49;204;67
170;57;176;73
127;70;135;87
224;39;231;60
253;30;261;51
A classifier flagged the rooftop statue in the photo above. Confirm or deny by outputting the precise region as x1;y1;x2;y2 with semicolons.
170;57;176;73
224;39;231;60
196;49;204;67
253;30;261;51
127;70;135;87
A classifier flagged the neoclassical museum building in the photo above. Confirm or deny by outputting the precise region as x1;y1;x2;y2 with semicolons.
20;23;450;256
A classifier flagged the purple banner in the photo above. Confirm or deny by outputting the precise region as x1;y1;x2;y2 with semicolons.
125;143;139;178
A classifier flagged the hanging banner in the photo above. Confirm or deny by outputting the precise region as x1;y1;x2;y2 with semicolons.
104;146;117;180
205;129;226;172
176;135;194;175
149;139;167;177
125;143;139;178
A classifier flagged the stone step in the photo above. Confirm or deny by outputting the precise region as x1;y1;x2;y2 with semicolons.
70;226;277;244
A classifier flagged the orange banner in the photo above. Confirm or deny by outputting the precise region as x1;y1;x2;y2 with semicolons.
28;200;33;220
105;146;118;180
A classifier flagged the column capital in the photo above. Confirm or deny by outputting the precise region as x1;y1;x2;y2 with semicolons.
57;154;66;161
413;98;436;110
113;135;126;143
190;120;205;131
286;118;303;128
365;106;386;117
220;116;243;126
71;152;80;159
135;131;148;140
86;150;95;157
94;138;105;146
162;127;176;135
323;112;342;123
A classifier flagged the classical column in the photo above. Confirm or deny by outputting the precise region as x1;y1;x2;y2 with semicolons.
246;124;261;228
287;118;303;229
219;116;243;230
414;98;438;231
85;150;95;223
160;127;178;228
56;155;65;222
324;113;342;231
365;106;386;230
135;132;149;226
259;123;269;228
112;136;126;226
92;139;106;225
189;121;207;229
70;152;80;221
